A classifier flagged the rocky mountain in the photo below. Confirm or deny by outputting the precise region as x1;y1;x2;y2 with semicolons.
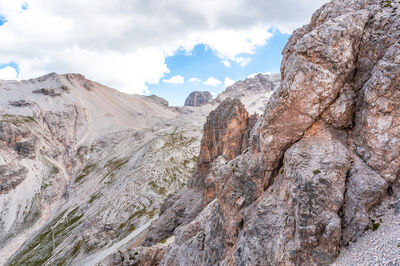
0;70;278;264
99;0;400;265
184;91;212;107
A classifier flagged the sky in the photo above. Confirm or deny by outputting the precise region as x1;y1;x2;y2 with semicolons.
0;0;328;106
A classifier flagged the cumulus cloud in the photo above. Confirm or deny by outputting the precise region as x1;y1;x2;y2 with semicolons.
188;77;201;83
224;77;235;88
0;0;328;94
0;66;18;80
204;77;222;86
163;75;184;84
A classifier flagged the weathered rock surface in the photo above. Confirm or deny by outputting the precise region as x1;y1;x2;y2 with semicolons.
184;91;212;106
128;0;400;265
193;98;250;187
0;164;28;194
143;98;253;247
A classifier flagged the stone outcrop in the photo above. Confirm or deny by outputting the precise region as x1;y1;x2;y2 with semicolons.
133;0;400;265
0;164;28;194
143;98;253;247
184;91;212;106
0;122;37;158
193;98;251;187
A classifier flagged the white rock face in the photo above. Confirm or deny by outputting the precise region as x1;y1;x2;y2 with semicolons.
216;73;280;114
0;72;276;265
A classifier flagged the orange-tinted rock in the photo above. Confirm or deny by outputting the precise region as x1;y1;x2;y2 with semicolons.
190;98;250;188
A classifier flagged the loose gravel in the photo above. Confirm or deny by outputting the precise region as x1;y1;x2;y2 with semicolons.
334;208;400;266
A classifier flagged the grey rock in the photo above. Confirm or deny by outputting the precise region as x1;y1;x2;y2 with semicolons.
342;157;388;245
235;123;351;265
0;164;28;194
184;91;212;106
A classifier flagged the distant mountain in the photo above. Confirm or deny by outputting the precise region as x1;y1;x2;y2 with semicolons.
216;73;280;114
184;91;212;106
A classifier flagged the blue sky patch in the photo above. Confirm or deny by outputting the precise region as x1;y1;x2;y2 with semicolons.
0;15;7;26
21;3;29;10
0;62;20;76
147;30;290;106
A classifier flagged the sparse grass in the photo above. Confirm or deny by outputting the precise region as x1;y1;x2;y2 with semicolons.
88;193;102;204
75;163;96;184
0;114;36;126
9;207;84;265
162;133;197;149
159;235;174;244
313;169;321;175
372;222;380;231
71;240;83;257
148;181;167;195
51;166;60;175
99;157;129;184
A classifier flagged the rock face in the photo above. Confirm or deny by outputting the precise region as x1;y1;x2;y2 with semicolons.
184;91;212;106
143;99;254;247
193;98;251;186
122;0;400;265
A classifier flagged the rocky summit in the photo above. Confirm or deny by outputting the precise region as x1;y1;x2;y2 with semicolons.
100;0;400;265
184;91;213;107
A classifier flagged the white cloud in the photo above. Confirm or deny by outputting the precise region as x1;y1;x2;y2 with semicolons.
204;77;221;86
188;77;201;83
0;0;328;94
224;77;235;88
234;57;251;67
0;66;18;80
222;60;231;68
163;75;184;84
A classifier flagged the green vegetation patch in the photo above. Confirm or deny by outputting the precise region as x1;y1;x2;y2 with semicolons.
99;157;129;184
0;114;36;126
9;207;84;265
148;181;167;195
71;239;83;257
51;166;60;175
372;222;380;231
75;163;96;184
88;192;102;204
159;234;175;244
313;169;321;175
162;133;197;149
